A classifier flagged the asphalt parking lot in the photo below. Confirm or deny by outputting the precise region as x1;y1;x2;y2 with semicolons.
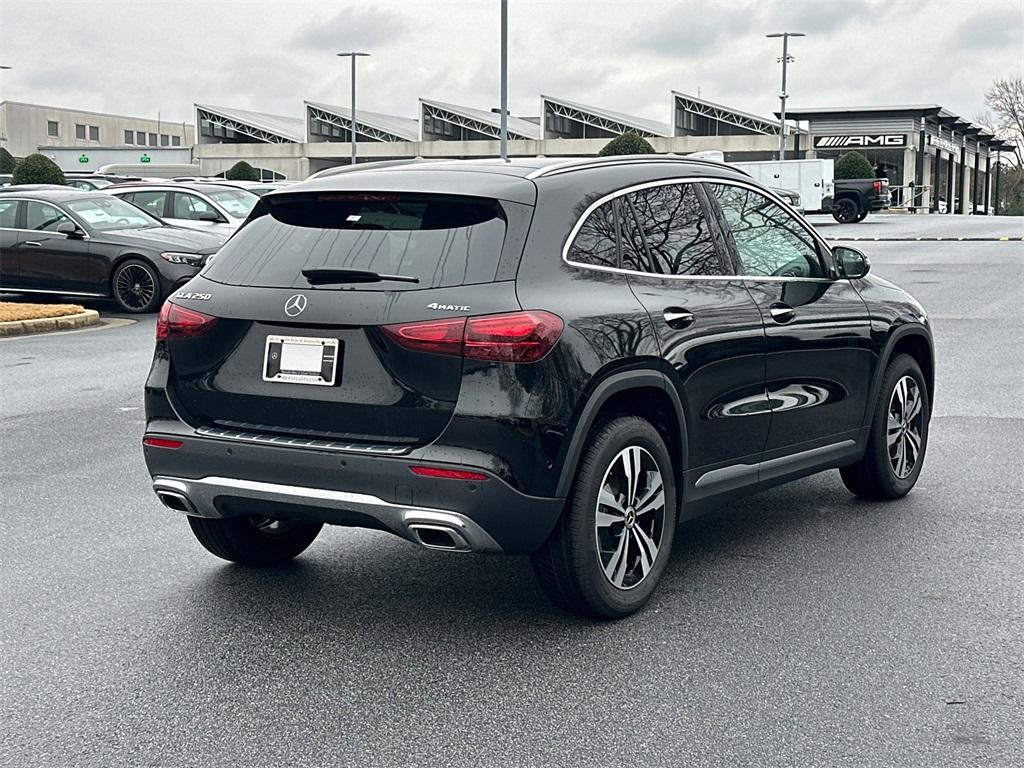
2;213;1022;767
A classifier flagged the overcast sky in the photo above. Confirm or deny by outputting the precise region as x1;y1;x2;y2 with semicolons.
1;0;1021;128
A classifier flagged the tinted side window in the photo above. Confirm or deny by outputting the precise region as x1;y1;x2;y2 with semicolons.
567;199;617;269
0;200;18;229
708;184;823;278
24;202;70;232
128;191;168;217
625;183;724;276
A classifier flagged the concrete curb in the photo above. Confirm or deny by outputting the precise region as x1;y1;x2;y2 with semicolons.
0;309;102;337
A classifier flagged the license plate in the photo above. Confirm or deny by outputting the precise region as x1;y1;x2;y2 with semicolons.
263;335;340;386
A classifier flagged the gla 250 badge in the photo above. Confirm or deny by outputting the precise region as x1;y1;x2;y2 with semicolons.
174;291;212;301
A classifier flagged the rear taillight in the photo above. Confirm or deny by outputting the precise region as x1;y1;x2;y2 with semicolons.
382;310;563;363
156;301;218;341
872;180;883;194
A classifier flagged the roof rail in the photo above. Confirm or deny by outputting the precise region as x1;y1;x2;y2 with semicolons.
525;154;735;180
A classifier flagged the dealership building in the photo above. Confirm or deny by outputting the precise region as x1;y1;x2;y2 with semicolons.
2;94;1012;213
0;101;195;170
789;105;1013;213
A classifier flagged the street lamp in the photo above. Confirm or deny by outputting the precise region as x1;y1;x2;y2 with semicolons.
499;0;508;162
336;52;370;165
766;32;804;161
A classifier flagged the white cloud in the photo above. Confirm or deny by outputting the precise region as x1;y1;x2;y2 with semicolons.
0;0;1019;127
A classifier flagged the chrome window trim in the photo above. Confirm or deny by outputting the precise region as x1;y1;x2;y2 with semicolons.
560;175;835;283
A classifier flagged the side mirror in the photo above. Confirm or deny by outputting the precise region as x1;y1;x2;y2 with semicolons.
834;246;870;279
56;220;84;238
198;211;224;223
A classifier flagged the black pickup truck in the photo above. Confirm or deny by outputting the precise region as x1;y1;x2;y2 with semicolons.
828;177;891;223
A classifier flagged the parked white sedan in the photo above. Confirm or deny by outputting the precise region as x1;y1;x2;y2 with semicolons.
108;183;259;238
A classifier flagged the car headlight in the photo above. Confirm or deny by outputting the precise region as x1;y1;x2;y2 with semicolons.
160;252;205;266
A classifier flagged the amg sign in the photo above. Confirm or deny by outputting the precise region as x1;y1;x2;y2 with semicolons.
814;134;908;149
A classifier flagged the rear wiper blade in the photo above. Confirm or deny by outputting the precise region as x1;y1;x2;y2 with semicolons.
301;268;420;285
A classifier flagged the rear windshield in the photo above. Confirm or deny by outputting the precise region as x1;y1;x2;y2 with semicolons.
201;192;507;290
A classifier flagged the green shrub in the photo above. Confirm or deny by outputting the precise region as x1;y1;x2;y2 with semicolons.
11;153;65;185
834;151;875;180
0;147;15;173
598;132;656;157
224;161;260;181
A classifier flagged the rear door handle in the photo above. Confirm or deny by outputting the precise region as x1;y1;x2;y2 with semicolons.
663;307;695;329
769;302;796;324
23;241;43;247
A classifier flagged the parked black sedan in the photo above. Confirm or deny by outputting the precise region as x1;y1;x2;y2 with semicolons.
0;189;225;313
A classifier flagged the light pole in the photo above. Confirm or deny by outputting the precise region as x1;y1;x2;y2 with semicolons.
766;32;804;160
336;52;370;164
499;0;508;161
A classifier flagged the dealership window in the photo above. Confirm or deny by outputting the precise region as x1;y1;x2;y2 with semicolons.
89;126;99;141
160;134;170;146
172;135;181;146
76;123;87;140
148;133;157;146
47;120;59;137
124;130;133;144
136;131;146;145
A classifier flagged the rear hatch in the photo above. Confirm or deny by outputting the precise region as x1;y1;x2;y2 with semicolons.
165;190;528;449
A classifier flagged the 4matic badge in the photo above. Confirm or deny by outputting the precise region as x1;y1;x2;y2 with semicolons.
427;302;471;312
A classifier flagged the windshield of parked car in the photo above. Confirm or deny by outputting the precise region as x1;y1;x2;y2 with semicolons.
204;188;259;219
64;196;162;231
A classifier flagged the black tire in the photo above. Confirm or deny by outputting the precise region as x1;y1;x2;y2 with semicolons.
531;416;676;620
832;197;861;223
112;258;162;313
841;354;930;500
854;208;869;222
187;515;322;566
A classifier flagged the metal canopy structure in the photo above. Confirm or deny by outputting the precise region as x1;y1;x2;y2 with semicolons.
305;101;419;143
419;98;540;141
541;94;669;139
195;104;304;144
672;91;791;136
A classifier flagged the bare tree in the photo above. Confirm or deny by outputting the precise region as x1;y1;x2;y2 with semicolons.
985;76;1024;166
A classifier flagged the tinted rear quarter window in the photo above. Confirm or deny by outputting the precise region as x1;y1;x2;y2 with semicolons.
566;199;617;269
202;193;508;291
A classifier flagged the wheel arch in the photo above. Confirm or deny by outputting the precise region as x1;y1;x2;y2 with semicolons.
555;368;687;499
866;323;935;425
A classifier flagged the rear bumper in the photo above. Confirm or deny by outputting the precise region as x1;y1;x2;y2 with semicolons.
153;474;504;553
143;420;564;555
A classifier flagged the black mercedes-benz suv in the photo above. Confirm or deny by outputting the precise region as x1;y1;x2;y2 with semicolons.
142;156;933;619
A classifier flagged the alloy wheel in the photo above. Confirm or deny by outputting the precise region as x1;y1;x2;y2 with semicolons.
115;264;156;310
594;445;666;590
887;375;924;479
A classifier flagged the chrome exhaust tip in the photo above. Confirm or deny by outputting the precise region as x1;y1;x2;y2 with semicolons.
408;523;472;552
156;490;196;515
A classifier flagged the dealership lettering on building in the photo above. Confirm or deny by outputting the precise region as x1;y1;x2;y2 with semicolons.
814;135;908;149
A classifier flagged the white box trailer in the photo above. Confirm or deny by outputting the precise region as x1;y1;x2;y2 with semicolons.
730;159;835;214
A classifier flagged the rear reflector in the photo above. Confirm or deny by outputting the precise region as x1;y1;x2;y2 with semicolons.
143;437;183;449
382;310;563;363
410;466;489;481
156;301;217;341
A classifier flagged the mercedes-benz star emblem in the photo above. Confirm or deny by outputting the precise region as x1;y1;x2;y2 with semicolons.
284;294;308;317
